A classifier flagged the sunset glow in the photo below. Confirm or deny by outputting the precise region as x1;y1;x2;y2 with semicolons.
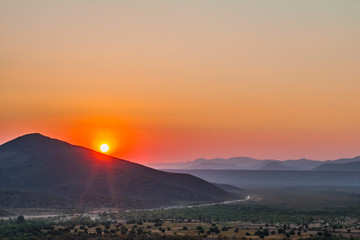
1;1;360;164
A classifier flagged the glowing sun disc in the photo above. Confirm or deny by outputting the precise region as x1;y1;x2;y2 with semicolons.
100;144;109;153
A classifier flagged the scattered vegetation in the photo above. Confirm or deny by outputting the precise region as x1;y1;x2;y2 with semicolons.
1;214;360;240
1;187;359;239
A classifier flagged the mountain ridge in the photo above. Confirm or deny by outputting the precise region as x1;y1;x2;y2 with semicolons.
148;155;360;171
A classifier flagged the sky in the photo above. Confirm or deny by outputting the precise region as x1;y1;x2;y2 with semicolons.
1;1;360;163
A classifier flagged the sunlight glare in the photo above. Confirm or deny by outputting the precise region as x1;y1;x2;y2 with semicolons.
100;144;109;153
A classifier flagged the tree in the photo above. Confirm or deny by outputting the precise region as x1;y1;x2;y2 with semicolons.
196;226;205;234
16;216;25;224
120;226;128;234
221;226;229;231
95;227;102;235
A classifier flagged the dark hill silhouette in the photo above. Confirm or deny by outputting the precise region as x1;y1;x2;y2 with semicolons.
313;161;360;171
0;133;235;208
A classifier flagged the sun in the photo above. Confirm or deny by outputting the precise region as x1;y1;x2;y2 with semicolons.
100;144;109;153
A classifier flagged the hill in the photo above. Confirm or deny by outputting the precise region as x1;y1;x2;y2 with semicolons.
313;161;360;171
0;133;235;208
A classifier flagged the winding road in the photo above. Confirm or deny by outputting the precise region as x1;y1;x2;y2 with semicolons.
134;194;251;212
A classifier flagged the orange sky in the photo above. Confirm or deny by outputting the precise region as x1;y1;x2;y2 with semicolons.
1;1;360;163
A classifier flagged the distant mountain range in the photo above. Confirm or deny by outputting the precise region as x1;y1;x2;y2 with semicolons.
166;169;360;188
0;133;235;209
148;156;360;171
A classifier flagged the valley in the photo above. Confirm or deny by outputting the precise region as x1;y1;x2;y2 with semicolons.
1;134;360;239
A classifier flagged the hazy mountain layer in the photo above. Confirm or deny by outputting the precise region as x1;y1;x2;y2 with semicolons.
258;162;293;171
149;155;360;171
165;169;360;188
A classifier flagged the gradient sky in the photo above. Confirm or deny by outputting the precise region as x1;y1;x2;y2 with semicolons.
1;1;360;163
